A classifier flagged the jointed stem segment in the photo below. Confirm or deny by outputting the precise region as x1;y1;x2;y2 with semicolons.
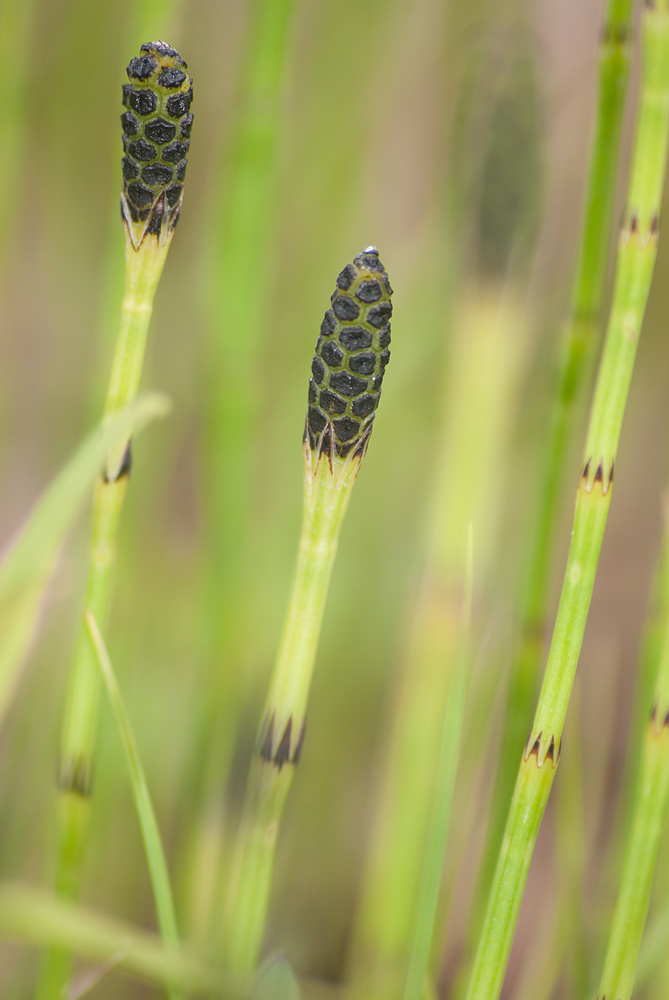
469;0;634;944
223;249;393;982
597;503;669;1000
38;227;174;1000
223;445;361;979
466;3;669;997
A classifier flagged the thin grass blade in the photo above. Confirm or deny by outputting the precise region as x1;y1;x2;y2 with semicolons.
0;881;222;993
85;611;184;1000
0;393;169;725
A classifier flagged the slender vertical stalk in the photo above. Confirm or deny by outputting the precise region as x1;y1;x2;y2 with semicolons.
403;529;472;1000
465;3;669;997
223;248;393;982
181;0;296;947
349;288;530;1000
469;0;634;942
0;0;36;272
349;37;540;1000
184;0;297;947
37;42;193;999
202;0;297;696
596;498;669;1000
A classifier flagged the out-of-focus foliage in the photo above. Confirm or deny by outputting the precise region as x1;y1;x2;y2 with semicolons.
2;0;669;997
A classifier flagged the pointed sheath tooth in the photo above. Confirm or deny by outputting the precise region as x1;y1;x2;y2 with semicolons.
306;248;393;458
121;40;193;244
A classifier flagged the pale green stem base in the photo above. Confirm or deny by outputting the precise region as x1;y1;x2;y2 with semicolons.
222;443;360;983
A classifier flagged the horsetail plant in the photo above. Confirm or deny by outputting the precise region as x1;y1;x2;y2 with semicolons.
38;41;193;998
223;247;393;981
470;0;634;943
465;2;669;997
596;495;669;1000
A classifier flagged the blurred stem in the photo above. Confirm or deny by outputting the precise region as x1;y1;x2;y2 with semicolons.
465;4;669;997
37;230;173;1000
349;289;529;1000
222;444;360;982
204;0;296;675
0;0;36;273
185;0;296;943
596;498;669;1000
469;0;634;942
403;530;472;1000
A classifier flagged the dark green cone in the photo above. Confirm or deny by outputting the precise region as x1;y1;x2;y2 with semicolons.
307;247;393;458
121;40;193;238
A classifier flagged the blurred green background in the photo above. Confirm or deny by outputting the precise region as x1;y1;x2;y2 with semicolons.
2;0;669;996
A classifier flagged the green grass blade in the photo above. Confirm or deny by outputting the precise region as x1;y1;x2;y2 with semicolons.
403;528;473;1000
0;881;222;994
85;611;183;1000
0;393;169;725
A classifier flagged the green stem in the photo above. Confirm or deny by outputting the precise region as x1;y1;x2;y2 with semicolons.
0;0;36;272
223;445;360;982
465;3;669;997
596;500;669;1000
403;530;472;1000
184;0;297;944
37;231;173;999
470;0;633;943
203;0;296;676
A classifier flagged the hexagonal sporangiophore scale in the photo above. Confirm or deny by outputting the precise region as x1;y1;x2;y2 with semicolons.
306;247;393;458
120;40;193;244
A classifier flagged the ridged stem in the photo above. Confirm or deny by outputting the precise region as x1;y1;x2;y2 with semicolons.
596;499;669;1000
469;0;634;942
222;445;360;982
37;231;173;1000
465;2;669;996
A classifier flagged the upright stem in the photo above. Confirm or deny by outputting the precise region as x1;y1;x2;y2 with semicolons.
596;500;669;1000
465;3;669;997
203;0;296;693
37;232;172;999
186;0;297;941
470;0;634;940
223;446;360;981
